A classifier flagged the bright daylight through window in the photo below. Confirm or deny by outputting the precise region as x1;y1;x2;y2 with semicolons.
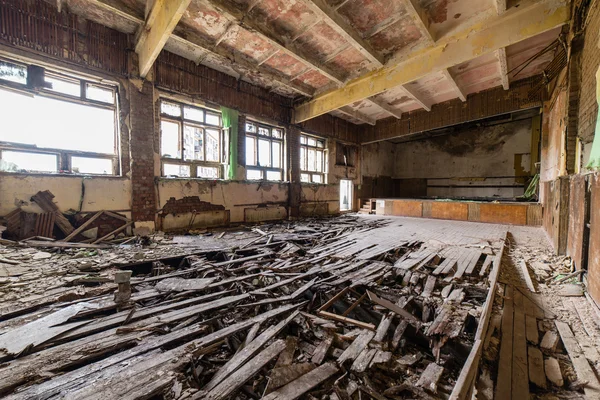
245;121;284;181
0;59;118;175
300;134;326;183
160;99;223;179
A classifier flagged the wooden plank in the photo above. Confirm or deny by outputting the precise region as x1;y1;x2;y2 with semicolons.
31;191;74;235
512;290;529;399
525;315;539;344
204;340;287;399
449;339;482;400
528;345;547;389
540;331;560;351
136;0;193;77
317;310;376;331
495;285;514;400
351;348;377;372
266;363;316;394
203;312;298;392
373;314;392;342
275;337;298;368
518;260;537;292
555;320;600;397
391;320;408;351
416;363;444;393
479;255;494;276
366;290;420;324
422;276;436;297
337;330;375;364
92;221;133;244
262;362;338;400
63;211;104;242
311;335;333;365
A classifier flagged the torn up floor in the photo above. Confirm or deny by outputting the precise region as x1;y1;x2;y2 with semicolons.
0;215;598;399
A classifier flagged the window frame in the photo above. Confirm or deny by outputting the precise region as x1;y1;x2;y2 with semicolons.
245;120;285;182
159;98;224;179
0;58;120;176
300;133;327;184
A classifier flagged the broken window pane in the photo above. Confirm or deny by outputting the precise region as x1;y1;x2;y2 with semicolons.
184;106;204;122
71;157;112;174
246;136;256;166
86;84;114;103
163;163;190;177
198;166;219;179
0;61;26;84
161;120;180;158
206;113;220;126
258;139;270;167
1;151;57;173
205;129;220;162
45;76;80;97
272;129;283;139
246;123;256;133
161;101;181;117
183;125;203;161
0;88;116;154
246;169;262;180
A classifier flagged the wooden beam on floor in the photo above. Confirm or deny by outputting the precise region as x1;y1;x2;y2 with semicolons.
294;0;569;122
136;0;193;78
302;0;384;66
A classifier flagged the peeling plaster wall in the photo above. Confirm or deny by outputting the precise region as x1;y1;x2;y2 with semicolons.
394;118;533;198
0;175;132;217
360;117;533;199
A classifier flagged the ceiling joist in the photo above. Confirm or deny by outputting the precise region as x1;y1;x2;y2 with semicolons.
294;0;569;123
402;85;432;111
338;106;376;125
496;47;510;90
302;0;384;67
136;0;193;78
203;0;346;85
440;69;467;102
87;0;315;96
366;98;403;119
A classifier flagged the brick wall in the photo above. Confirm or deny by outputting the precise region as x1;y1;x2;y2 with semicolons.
578;1;600;144
129;81;157;223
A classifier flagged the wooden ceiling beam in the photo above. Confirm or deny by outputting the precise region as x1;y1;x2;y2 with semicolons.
135;0;193;78
495;47;510;90
203;0;346;85
302;0;384;66
366;98;403;119
294;0;569;123
86;0;315;97
440;69;467;102
337;106;376;125
404;0;435;43
402;85;432;111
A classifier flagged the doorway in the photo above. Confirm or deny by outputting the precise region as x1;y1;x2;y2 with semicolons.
340;179;352;211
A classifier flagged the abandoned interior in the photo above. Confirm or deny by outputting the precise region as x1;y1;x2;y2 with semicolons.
1;0;600;398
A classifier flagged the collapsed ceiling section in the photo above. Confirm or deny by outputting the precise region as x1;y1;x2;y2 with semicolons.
59;0;567;124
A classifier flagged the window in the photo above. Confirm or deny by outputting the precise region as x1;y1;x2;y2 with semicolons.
300;134;327;183
0;59;118;175
245;121;284;181
160;99;225;178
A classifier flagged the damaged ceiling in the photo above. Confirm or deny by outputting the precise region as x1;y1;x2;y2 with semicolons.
58;0;566;124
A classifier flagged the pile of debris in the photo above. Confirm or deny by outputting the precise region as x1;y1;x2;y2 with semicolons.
0;215;506;399
2;190;132;246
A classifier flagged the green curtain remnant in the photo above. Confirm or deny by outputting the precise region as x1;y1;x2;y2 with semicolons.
221;107;239;180
586;66;600;169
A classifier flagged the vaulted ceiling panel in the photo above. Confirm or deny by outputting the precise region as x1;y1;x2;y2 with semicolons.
418;0;494;39
368;17;425;57
262;52;309;77
295;22;353;63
